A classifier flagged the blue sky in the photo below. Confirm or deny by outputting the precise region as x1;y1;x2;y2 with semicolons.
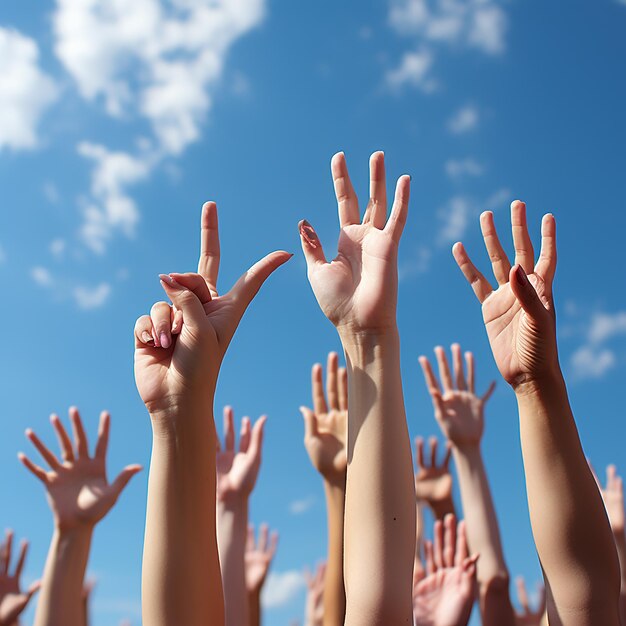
1;0;626;624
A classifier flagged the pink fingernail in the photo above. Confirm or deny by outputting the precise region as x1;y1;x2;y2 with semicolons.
160;333;171;349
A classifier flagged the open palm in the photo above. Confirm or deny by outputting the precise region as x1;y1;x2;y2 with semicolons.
299;152;409;333
135;201;291;413
452;203;559;388
19;408;141;530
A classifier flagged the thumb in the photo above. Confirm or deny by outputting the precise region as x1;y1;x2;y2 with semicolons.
110;464;143;498
299;407;319;440
27;579;41;599
298;220;328;269
248;415;267;459
509;265;547;320
159;275;207;332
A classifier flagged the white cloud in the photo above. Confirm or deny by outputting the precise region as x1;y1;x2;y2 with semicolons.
73;283;111;309
399;245;432;281
261;571;305;609
587;312;626;345
50;239;66;258
31;266;54;287
386;49;435;90
389;0;507;54
445;157;484;179
53;0;266;156
77;142;152;253
44;182;61;204
289;496;315;515
571;346;616;380
448;105;479;134
0;28;58;151
437;196;472;245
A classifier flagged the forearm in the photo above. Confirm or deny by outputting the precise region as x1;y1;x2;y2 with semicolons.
218;497;250;626
142;406;224;626
516;372;620;623
614;533;626;624
323;478;346;626
453;444;514;625
341;329;415;625
248;589;261;626
33;526;92;626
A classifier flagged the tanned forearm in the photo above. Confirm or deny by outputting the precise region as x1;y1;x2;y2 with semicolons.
142;405;223;626
516;372;620;626
342;330;415;625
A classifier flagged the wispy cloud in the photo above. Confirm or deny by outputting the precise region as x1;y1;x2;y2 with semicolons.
73;283;111;310
0;27;58;151
447;105;479;134
31;266;54;287
289;496;316;515
262;570;305;609
386;49;435;91
571;346;616;380
445;157;484;179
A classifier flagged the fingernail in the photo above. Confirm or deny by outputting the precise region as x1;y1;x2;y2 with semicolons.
160;332;171;349
299;220;319;248
141;331;153;344
515;265;528;284
159;274;176;286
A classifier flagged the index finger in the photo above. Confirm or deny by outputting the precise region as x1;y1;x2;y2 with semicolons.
198;201;220;296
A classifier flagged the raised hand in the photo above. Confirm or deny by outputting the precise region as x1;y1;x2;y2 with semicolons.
245;524;278;594
300;352;347;483
452;202;558;390
414;437;454;519
419;344;495;448
304;563;326;626
413;515;478;626
514;577;546;626
0;531;40;626
299;151;409;334
596;465;625;535
19;408;141;530
216;407;266;501
135;201;291;416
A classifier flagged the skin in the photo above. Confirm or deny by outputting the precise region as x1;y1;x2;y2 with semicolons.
299;151;414;625
514;577;546;626
419;345;513;625
0;532;40;626
300;351;348;626
216;407;267;626
134;200;290;626
19;408;140;626
245;524;279;626
414;437;455;520
304;563;326;626
413;515;478;626
452;201;620;625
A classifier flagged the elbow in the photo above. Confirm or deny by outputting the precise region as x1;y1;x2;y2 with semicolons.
478;571;511;603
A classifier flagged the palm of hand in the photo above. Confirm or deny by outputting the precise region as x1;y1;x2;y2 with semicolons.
216;450;259;498
46;458;118;529
307;409;347;477
414;568;474;626
0;578;28;625
308;225;398;332
415;467;453;504
482;274;553;386
436;392;484;447
245;551;271;591
603;488;625;532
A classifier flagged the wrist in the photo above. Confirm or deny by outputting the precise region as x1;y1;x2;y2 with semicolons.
54;524;94;541
339;326;400;363
429;497;455;520
511;365;564;399
322;472;347;490
149;397;216;440
217;492;249;513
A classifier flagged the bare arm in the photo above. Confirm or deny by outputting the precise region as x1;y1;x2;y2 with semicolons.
453;202;620;625
134;201;290;626
299;151;414;625
245;524;278;626
419;345;513;624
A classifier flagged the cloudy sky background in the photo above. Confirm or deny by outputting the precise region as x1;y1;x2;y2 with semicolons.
1;0;626;623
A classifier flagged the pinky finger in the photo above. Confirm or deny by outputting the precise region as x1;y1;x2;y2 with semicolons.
17;453;48;483
452;242;493;303
384;174;410;243
134;315;155;348
482;381;497;403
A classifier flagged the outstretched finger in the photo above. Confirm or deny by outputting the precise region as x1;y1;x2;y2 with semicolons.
465;351;475;393
338;367;348;412
433;520;444;570
435;347;454;393
18;453;48;483
268;530;279;557
451;343;467;391
258;523;269;552
442;441;452;470
443;514;456;568
13;539;28;580
383;174;410;243
223;407;235;452
418;356;441;396
367;151;387;229
455;520;469;567
246;525;255;552
239;417;251;453
95;411;110;461
534;213;557;292
480;211;511;285
415;437;425;470
482;381;497;404
110;465;142;498
2;531;13;575
452;242;493;303
511;201;535;274
326;353;339;411
198;201;220;296
428;437;438;468
516;576;530;613
26;429;61;469
248;415;267;459
69;407;89;459
300;407;319;441
331;152;360;228
50;414;74;463
312;364;328;415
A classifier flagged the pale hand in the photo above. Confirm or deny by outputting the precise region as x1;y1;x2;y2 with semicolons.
300;352;347;482
299;152;409;334
245;524;278;594
414;437;453;506
134;201;291;414
452;203;559;389
216;407;266;501
19;408;141;531
594;465;625;534
0;531;40;626
304;563;326;626
419;345;495;448
514;577;546;626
